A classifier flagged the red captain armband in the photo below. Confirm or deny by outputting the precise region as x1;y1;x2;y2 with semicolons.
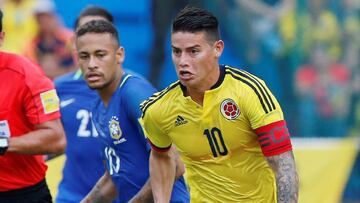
255;120;292;157
147;139;171;153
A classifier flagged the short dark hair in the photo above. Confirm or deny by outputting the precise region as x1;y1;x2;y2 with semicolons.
76;20;119;46
74;6;113;30
0;9;3;32
172;6;220;43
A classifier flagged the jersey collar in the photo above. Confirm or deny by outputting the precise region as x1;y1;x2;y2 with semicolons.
210;64;225;90
118;72;132;89
73;69;82;80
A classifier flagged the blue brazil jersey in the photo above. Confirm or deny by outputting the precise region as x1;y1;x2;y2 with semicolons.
92;73;189;203
55;70;106;203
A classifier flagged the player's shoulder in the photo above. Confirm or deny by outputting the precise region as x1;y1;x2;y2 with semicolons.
54;70;79;87
224;65;270;93
120;72;156;96
224;65;265;84
140;80;182;118
122;73;152;88
224;65;278;114
0;51;42;77
54;70;93;98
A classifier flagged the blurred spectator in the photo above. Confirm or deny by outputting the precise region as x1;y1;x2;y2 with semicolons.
278;0;344;136
208;0;254;67
295;44;350;137
301;0;341;61
349;72;360;136
340;0;360;137
1;0;38;54
340;0;360;71
235;0;297;127
236;0;294;56
23;0;75;80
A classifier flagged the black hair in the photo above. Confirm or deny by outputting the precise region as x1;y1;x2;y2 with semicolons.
74;6;113;30
0;9;3;32
172;6;220;43
76;20;119;46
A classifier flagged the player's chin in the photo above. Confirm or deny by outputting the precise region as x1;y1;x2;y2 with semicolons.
179;78;197;88
87;81;104;90
179;79;190;87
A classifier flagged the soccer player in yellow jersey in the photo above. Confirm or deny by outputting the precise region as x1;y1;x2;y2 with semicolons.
139;6;299;203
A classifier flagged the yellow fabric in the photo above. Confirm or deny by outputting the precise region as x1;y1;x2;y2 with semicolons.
45;139;358;203
46;155;65;200
2;0;38;54
140;66;286;202
293;138;358;203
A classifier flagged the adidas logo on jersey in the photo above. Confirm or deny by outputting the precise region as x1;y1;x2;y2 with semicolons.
175;115;188;126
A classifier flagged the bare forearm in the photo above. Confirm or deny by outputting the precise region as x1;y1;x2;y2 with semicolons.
7;119;65;154
128;179;154;203
267;151;299;203
275;165;299;202
150;150;176;203
130;147;183;203
172;146;185;180
82;186;113;203
81;172;117;203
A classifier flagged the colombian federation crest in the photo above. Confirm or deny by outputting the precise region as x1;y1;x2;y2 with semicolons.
220;99;240;120
109;116;122;140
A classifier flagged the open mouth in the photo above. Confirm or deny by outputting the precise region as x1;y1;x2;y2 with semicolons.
179;70;193;80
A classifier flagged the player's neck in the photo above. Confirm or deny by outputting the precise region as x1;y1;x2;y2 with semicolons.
186;88;205;106
186;67;220;106
98;71;123;107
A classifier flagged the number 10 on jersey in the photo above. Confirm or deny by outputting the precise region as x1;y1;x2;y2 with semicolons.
204;127;228;157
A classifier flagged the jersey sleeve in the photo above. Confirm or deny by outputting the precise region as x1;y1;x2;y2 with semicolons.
242;78;292;156
139;101;172;152
242;78;284;129
23;59;60;124
122;76;157;151
122;76;157;122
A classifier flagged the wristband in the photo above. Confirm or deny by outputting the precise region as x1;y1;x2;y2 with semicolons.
0;138;9;155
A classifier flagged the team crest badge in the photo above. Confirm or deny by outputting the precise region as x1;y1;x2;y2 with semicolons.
109;116;122;140
220;99;240;120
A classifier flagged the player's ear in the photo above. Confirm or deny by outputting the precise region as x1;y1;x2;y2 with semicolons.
213;40;224;58
116;46;125;64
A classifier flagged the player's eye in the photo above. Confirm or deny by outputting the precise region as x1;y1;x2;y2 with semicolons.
188;48;199;57
78;54;89;60
96;53;107;59
190;49;199;54
172;48;181;56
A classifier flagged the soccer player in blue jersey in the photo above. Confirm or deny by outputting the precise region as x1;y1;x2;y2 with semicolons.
75;20;189;203
55;6;118;203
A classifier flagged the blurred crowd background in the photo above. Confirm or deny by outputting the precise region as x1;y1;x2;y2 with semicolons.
0;0;359;202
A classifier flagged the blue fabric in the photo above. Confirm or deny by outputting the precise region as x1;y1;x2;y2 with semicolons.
55;71;106;203
92;73;189;203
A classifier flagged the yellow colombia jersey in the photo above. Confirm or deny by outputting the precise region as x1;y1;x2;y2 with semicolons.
140;65;285;203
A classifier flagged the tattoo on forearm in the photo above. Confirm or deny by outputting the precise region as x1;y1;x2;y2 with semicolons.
267;151;299;203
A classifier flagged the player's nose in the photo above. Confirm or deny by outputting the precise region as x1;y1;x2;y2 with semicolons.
178;53;189;68
88;56;98;70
